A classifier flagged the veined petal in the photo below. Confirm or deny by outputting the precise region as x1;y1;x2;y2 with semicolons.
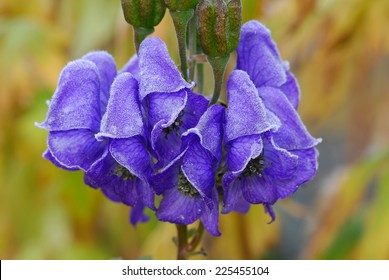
236;20;286;88
181;141;215;202
240;174;278;205
156;188;203;225
222;172;250;214
262;134;298;179
225;134;263;173
147;90;187;129
150;149;186;195
280;69;300;110
129;202;150;225
183;104;225;163
83;51;117;115
84;151;139;206
138;37;193;100
179;92;209;132
201;188;221;236
259;86;321;150
97;73;144;140
274;147;319;199
110;136;153;180
226;70;277;142
42;149;78;171
36;60;101;132
48;129;106;171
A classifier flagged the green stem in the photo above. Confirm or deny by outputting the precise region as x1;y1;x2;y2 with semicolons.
187;222;204;253
176;224;188;260
188;14;197;82
175;222;205;260
170;9;194;82
208;55;230;106
196;63;204;93
133;27;154;53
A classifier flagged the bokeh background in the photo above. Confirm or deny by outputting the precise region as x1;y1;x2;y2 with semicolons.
1;0;389;260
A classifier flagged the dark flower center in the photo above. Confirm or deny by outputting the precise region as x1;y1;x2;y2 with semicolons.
163;111;184;138
241;152;266;177
178;172;199;198
111;164;135;181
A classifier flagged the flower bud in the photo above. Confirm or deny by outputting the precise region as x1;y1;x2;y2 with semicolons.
196;0;242;57
164;0;199;11
121;0;166;29
121;0;166;52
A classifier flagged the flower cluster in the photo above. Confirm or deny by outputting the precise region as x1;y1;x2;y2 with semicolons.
37;21;320;236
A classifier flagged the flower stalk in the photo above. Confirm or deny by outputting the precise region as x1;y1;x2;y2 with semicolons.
176;222;205;260
169;9;194;81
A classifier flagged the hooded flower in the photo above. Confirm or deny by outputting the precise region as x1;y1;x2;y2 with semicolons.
87;72;156;225
137;37;209;168
222;70;320;220
151;104;225;236
36;51;116;172
36;51;154;225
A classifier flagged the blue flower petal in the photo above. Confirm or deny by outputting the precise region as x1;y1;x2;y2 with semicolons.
201;188;221;236
48;129;106;171
280;69;300;110
36;60;101;132
156;188;203;225
138;37;193;100
119;55;140;78
237;20;287;88
222;172;251;214
42;149;78;171
183;104;225;163
259;86;321;150
130;202;150;226
182;141;215;203
226;70;278;142
97;73;144;140
110;136;153;180
225;135;263;173
83;51;117;115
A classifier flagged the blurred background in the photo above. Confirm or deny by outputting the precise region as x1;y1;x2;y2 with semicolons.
1;0;389;260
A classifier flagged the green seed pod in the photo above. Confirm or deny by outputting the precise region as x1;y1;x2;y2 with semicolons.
121;0;166;52
121;0;166;29
164;0;199;11
196;0;242;57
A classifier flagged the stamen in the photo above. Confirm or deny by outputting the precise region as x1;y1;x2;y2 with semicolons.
111;164;134;181
178;172;199;198
241;152;266;178
163;111;184;138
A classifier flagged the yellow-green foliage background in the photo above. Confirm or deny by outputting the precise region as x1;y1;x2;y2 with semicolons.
1;0;389;260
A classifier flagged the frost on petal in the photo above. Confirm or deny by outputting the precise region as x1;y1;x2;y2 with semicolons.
83;51;117;115
183;104;225;163
48;129;106;171
138;37;193;100
226;70;277;142
36;60;101;132
237;20;286;88
42;149;78;171
259;86;321;150
97;73;144;140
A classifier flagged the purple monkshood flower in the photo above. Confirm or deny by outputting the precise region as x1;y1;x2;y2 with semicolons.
223;26;321;220
137;37;209;169
36;51;154;225
151;104;225;236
